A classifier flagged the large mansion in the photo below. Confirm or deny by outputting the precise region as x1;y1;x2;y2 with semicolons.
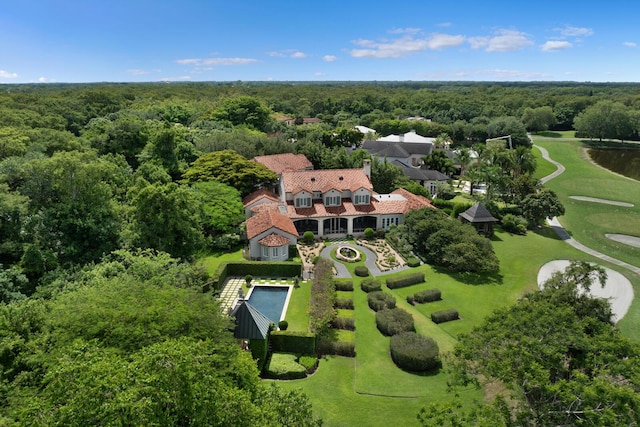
243;154;434;261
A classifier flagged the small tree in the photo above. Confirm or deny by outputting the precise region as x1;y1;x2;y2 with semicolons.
303;231;315;244
364;227;375;240
521;188;565;227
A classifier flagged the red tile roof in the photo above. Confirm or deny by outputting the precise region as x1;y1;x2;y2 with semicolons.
391;188;436;213
246;209;298;239
258;233;292;247
281;168;372;195
253;153;313;175
242;189;279;207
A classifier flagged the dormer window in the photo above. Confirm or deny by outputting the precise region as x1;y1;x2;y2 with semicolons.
325;195;341;206
354;194;370;205
295;196;312;208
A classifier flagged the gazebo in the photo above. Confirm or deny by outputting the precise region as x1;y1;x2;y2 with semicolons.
459;202;498;236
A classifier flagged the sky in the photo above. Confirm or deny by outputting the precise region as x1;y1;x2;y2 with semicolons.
1;1;639;84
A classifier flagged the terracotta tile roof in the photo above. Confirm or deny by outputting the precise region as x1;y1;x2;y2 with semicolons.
391;188;436;213
258;233;292;247
243;189;279;207
246;209;298;239
250;202;280;214
281;168;372;195
253;153;313;175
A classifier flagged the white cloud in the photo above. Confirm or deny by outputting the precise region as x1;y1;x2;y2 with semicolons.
290;51;306;59
37;77;52;83
350;33;465;58
314;72;326;77
483;29;533;52
557;25;593;37
0;70;18;79
389;27;421;35
159;76;191;82
323;55;337;62
128;69;151;75
437;22;452;28
624;42;637;48
268;50;307;59
176;57;257;66
541;40;572;52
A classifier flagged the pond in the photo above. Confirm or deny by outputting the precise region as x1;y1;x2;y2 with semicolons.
588;148;640;181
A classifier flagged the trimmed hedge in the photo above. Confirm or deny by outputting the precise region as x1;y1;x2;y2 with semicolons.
360;278;382;293
212;261;302;289
265;353;307;379
332;317;355;331
413;289;442;303
297;355;319;373
431;309;459;324
375;307;414;336
249;339;268;372
390;332;440;372
335;298;354;310
367;291;396;312
270;331;316;354
386;272;425;289
406;257;421;268
334;280;354;291
317;340;356;357
354;266;370;277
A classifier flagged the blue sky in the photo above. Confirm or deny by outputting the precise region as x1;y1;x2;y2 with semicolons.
1;1;639;83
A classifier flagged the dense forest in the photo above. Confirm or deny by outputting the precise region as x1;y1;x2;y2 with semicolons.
1;81;640;424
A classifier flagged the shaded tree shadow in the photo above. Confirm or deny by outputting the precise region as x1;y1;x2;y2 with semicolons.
536;131;563;138
432;265;504;286
532;225;570;241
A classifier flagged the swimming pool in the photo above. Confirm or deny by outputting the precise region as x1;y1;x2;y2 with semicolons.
246;285;292;325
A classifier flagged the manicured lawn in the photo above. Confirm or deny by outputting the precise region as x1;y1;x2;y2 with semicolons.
199;248;244;274
532;136;640;338
285;280;312;332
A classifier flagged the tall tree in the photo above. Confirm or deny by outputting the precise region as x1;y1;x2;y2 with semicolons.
574;100;635;141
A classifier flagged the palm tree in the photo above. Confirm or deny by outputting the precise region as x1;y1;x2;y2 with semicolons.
454;147;472;187
509;146;537;178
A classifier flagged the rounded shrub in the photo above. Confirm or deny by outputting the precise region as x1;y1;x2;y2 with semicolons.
334;280;354;291
367;291;396;312
360;278;382;293
406;294;415;305
390;332;440;372
375;307;414;336
278;320;289;331
364;227;375;240
303;231;315;244
406;257;421;268
501;213;528;235
354;266;370;277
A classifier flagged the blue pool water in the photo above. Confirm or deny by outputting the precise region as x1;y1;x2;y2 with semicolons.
247;286;290;324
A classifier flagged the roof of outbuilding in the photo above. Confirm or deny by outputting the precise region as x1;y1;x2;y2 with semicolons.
246;208;298;239
459;202;498;223
230;300;271;340
258;233;292;247
243;188;279;207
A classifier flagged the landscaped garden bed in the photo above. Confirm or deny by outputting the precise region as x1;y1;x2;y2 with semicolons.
356;238;406;271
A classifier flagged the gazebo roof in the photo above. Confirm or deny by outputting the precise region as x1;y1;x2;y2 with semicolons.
230;300;271;340
459;202;498;223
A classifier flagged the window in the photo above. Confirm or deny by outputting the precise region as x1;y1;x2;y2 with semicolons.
272;247;279;258
295;197;311;208
262;246;268;258
354;194;370;205
325;195;340;206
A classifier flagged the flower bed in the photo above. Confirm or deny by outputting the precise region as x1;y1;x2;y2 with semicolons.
356;239;406;271
336;246;361;262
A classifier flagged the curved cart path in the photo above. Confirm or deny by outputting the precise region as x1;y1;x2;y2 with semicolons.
534;144;640;279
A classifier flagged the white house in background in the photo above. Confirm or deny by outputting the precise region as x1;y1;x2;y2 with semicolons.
377;130;436;145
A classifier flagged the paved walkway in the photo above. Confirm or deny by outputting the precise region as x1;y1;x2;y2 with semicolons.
320;242;410;279
535;143;640;277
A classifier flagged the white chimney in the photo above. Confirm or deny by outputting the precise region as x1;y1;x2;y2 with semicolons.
363;159;371;179
399;133;405;143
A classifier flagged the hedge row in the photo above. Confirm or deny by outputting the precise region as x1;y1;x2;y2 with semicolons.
431;309;459;324
390;332;440;372
375;308;414;336
334;280;354;291
367;291;396;312
386;272;425;289
332;317;355;331
212;261;302;289
406;257;421;268
317;340;356;357
265;353;307;380
413;289;442;304
360;278;382;293
354;266;370;277
335;298;354;310
249;339;268;372
270;331;316;354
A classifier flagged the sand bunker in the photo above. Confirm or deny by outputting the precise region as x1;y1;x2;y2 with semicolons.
569;196;634;207
606;234;640;248
537;260;633;323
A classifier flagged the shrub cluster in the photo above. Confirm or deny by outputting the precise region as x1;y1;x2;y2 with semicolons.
297;354;319;373
354;266;370;277
367;291;396;312
431;309;459;324
332;317;355;331
501;213;528;235
335;298;354;310
375;308;414;336
390;332;440;372
265;353;307;379
317;340;356;357
334;280;354;291
360;278;382;293
413;289;442;303
386;272;425;289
